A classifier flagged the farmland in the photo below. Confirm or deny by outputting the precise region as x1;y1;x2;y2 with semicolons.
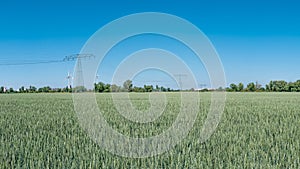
0;93;299;168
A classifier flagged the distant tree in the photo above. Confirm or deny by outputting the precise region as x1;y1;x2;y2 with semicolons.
268;81;274;91
111;84;121;92
133;86;138;92
230;83;238;92
237;83;244;92
291;88;297;92
272;80;288;92
288;80;300;92
0;86;4;93
246;82;256;92
38;86;51;93
225;87;233;92
133;86;145;92
286;82;294;92
201;88;209;92
9;88;14;93
123;80;133;92
61;86;70;93
294;80;300;92
45;86;51;92
104;84;111;92
29;86;37;93
95;82;105;92
19;86;25;93
270;81;275;91
265;84;270;92
160;86;167;92
144;85;153;92
257;87;266;92
155;85;159;92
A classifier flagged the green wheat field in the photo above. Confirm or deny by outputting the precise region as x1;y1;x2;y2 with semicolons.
1;93;299;168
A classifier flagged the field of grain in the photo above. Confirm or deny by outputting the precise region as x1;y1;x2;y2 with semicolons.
0;93;299;168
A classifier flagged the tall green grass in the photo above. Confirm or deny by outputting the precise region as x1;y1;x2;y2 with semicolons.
0;93;299;168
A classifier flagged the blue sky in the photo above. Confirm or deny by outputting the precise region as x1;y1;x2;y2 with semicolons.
0;0;300;89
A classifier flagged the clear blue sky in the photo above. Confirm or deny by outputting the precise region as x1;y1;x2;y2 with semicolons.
0;0;300;89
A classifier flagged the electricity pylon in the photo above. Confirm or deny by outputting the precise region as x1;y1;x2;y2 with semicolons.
66;71;72;89
174;74;187;90
63;54;95;91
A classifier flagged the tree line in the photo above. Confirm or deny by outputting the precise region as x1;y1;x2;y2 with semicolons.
0;85;72;93
0;80;178;94
1;80;300;93
94;80;178;93
226;80;300;92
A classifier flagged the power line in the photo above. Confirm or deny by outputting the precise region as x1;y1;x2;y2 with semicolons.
0;54;95;66
0;60;64;66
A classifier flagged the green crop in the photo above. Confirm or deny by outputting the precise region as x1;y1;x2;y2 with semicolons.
0;93;299;168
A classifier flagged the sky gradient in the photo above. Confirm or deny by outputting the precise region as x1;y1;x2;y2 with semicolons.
0;0;299;89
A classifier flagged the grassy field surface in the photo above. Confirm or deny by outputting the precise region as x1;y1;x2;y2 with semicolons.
0;93;299;168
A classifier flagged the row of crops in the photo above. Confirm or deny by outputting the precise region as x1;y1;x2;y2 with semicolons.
0;93;299;168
